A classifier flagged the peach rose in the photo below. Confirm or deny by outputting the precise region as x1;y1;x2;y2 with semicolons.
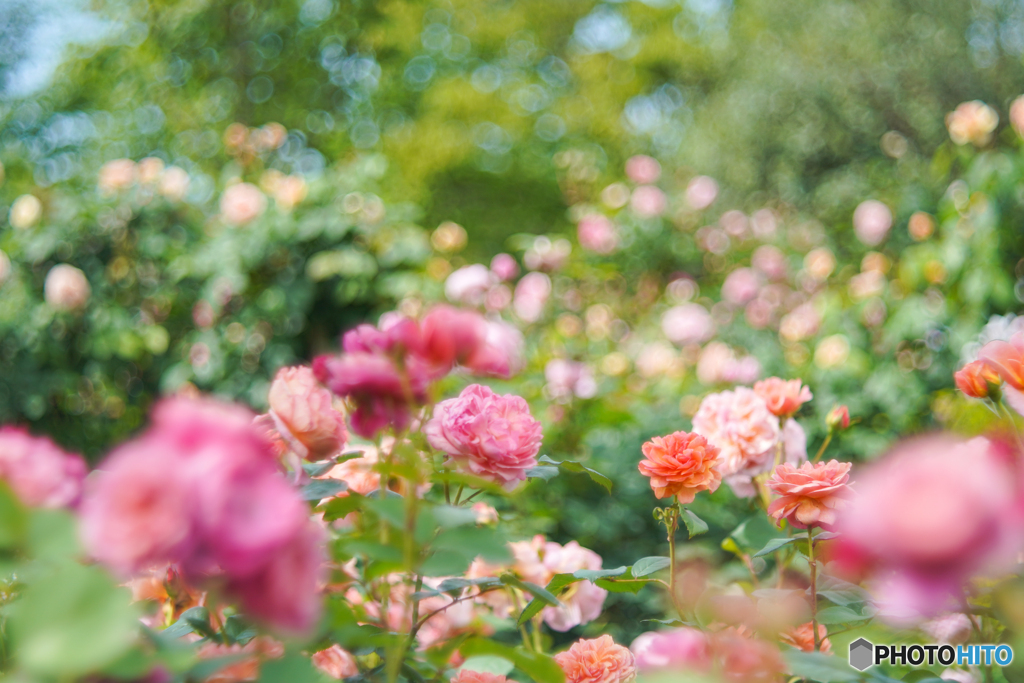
766;459;852;531
98;159;137;194
978;335;1024;390
266;365;347;460
159;166;191;201
638;431;721;503
451;671;508;683
946;101;998;146
555;635;637;683
692;388;780;494
44;264;91;311
955;360;1001;398
709;631;784;683
220;182;267;225
780;622;831;653
753;378;812;417
312;645;359;679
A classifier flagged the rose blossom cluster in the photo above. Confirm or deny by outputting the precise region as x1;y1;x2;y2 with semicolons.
314;304;524;438
80;395;324;632
508;535;608;631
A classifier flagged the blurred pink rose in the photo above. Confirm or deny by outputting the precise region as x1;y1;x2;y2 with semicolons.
709;631;784;683
490;253;519;281
781;623;831;653
752;245;788;281
721;268;762;306
922;613;974;645
545;359;598;400
577;214;619;254
767;459;852;530
425;384;542;490
556;635;636;683
853;200;893;246
0;427;86;508
467;319;525;378
159;166;190;201
662;304;715;346
625;155;661;184
779;302;820;342
631;185;667;217
630;628;710;672
314;352;424;438
692;388;779;497
451;672;508;683
510;534;551;585
472;502;499;524
98;158;137;194
685;176;718;210
266;365;347;460
45;264;91;311
946;101;998;146
1011;96;1024;138
312;645;359;679
445;264;495;306
524;236;571;271
420;305;488;371
539;540;608;631
696;343;762;387
323;449;381;497
514;272;552;322
837;435;1021;620
220;183;267;225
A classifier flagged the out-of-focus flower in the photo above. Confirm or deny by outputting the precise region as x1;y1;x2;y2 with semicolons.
909;211;935;241
695;342;762;386
709;631;784;683
555;635;637;683
265;365;347;460
490;253;519;281
853;200;893;246
955;360;1001;399
445;265;495;306
814;335;850;369
767;460;852;530
220;183;267;225
159;166;190;201
45;264;91;311
922;613;974;645
451;672;508;683
514;272;552;322
626;155;661;184
781;623;831;653
630;628;710;673
0;427;86;508
9;194;42;229
779;303;820;342
941;669;980;683
692;388;779;497
472;502;499;524
577;214;619;254
638;431;721;503
979;336;1024;390
631;185;667;217
837;435;1020;621
685;176;718;210
662;304;715;346
804;247;836;280
545;359;598;400
432;221;468;252
752;245;788;281
470;319;525;378
722;268;761;306
524;236;571;271
419;305;488;371
946;101;999;146
849;270;886;300
98;159;137;194
271;174;308;210
314;351;425;438
1011;96;1024;138
0;249;10;284
425;384;542;490
312;645;359;679
753;378;812;417
138;157;164;184
826;405;850;430
509;536;608;630
198;636;283;683
322;448;381;497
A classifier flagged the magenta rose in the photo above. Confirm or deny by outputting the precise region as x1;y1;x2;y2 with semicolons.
425;384;542;490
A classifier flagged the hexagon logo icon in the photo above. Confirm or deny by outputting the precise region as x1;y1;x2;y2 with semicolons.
849;637;874;671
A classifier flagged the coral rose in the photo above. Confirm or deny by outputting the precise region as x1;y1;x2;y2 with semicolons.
451;671;508;683
555;635;637;683
98;159;137;194
425;384;542;490
266;365;347;460
954;360;1001;399
946;101;999;146
753;378;812;417
630;628;710;672
766;459;852;531
692;388;780;496
220;182;267;225
312;645;359;679
45;264;91;311
0;427;86;508
638;431;721;503
781;622;831;653
979;336;1024;390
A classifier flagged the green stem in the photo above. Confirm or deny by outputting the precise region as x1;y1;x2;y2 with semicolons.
453;484;465;506
808;527;820;652
667;506;682;620
812;432;832;462
998;400;1024;452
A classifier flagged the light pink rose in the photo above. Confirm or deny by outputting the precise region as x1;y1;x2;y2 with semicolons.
625;155;661;184
467;319;525;378
158;166;190;201
322;449;381;497
662;304;715;346
312;645;359;679
472;502;499;524
514;272;552;322
1011;96;1024;138
922;613;974;645
779;302;820;342
445;265;495;306
523;236;571;272
266;365;347;460
539;540;608;631
44;264;91;311
556;635;636;683
692;387;780;497
425;384;542;490
220;182;267;225
853;200;893;246
545;359;598;400
721;268;761;306
631;185;667;217
490;253;519;281
0;427;86;508
685;176;718;210
577;214;619;254
752;245;788;281
510;534;551;585
98;159;137;194
630;628;710;672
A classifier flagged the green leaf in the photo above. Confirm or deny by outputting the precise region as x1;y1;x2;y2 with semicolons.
433;526;512;564
680;508;709;538
502;574;560;605
517;573;581;625
459;638;565;683
631;556;672;577
433;504;480;528
537;455;612;492
460;656;515;676
27;508;79;560
320;493;364;521
595;578;650;593
9;562;141;677
258;653;322;683
815;605;872;625
299;478;347;501
363;495;406;527
784;651;861;682
574;566;628;581
525;465;559;481
301;460;338;477
161;606;209;640
753;536;797;558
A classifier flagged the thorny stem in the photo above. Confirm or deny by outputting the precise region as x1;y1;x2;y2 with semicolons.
808;527;820;652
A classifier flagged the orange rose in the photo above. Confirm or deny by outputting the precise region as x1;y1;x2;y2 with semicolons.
312;645;359;679
979;337;1024;390
555;635;637;683
639;432;722;503
955;360;1001;398
780;622;831;653
766;460;852;531
753;378;812;417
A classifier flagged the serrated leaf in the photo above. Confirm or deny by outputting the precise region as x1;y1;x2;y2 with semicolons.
631;556;671;577
784;651;861;682
300;478;347;501
525;465;559;481
680;508;708;538
753;536;797;558
537;455;612;492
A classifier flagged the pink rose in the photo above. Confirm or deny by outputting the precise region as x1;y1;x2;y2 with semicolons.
721;268;762;306
445;264;495;306
419;305;489;373
625;155;661;184
767;459;852;530
538;540;608;631
312;645;359;679
685;176;718;210
853;200;893;246
451;671;508;683
466;319;525;379
577;214;619;254
692;388;780;497
490;253;519;281
45;264;91;311
513;272;552;323
631;185;667;217
266;365;347;460
753;377;812;417
220;182;267;225
0;427;86;508
425;384;542;490
545;359;598;400
752;245;788;281
662;304;715;346
630;628;710;672
555;635;637;683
